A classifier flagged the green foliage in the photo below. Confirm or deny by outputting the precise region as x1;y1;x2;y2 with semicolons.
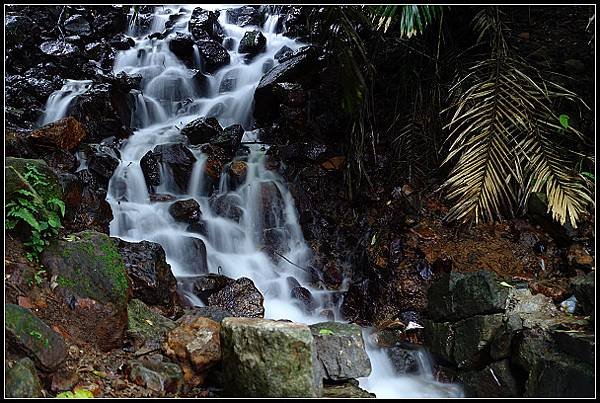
56;389;94;398
5;164;66;261
319;328;335;336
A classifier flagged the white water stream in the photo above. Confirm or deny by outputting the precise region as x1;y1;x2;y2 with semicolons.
44;4;462;397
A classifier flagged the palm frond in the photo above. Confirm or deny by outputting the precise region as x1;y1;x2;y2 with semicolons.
367;5;443;37
442;54;592;227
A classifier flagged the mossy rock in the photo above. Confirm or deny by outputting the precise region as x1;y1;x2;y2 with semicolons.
41;231;130;307
5;357;44;397
127;299;176;348
5;304;68;372
221;317;322;397
5;157;62;203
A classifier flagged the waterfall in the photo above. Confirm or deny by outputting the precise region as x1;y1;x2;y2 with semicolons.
39;79;92;126
107;5;461;398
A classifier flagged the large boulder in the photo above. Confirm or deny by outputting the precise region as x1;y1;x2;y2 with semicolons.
5;357;44;398
192;273;233;303
163;315;221;386
570;271;594;315
117;240;177;309
5;304;68;372
220;317;323;397
207;277;265;318
140;150;161;189
40;231;130;351
427;270;509;322
309;321;371;381
459;360;520;397
452;314;505;369
80;143;121;186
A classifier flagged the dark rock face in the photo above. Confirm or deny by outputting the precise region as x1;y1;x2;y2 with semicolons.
5;304;68;372
180;116;222;145
460;360;520;397
238;30;267;56
64;14;92;36
140;150;161;189
109;33;135;50
188;7;224;42
196;40;230;73
570;271;594;315
274;45;293;61
70;83;133;142
117;240;177;309
62;170;114;234
169;199;202;224
309;321;372;381
192;273;234;303
168;32;195;65
81;143;121;186
207;277;265;318
210;193;244;222
180;237;209;275
254;46;318;121
150;143;197;193
427;270;509;322
226;6;261;27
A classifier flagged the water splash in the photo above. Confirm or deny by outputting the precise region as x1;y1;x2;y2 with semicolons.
39;79;92;126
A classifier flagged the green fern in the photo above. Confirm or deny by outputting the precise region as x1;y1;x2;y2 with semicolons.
5;164;66;261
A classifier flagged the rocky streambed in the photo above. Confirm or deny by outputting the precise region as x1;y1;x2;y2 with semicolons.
5;4;595;398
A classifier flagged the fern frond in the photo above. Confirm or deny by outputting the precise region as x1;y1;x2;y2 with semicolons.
367;5;443;37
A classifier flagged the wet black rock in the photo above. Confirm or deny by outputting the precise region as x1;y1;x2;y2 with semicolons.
64;14;91;36
109;33;135;50
210;194;244;222
226;6;261;27
187;221;208;236
207;277;265;318
219;68;240;93
150;143;196;193
193;273;234;303
180;116;223;145
188;7;224;42
238;30;267;56
253;47;318;120
140;150;161;189
117;239;178;309
168;32;195;65
274;45;293;61
196;40;230;73
82;143;121;186
169;199;202;224
70;83;133;142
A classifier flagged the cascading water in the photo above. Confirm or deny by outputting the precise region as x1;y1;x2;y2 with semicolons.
106;5;461;398
39;79;93;126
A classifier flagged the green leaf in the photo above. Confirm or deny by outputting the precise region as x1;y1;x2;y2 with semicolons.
47;198;66;217
56;391;75;398
8;208;41;231
581;171;595;181
73;389;94;398
48;213;62;229
29;330;43;339
559;114;570;129
319;328;335;336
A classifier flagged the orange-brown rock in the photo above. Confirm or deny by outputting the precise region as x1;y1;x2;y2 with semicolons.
30;117;86;151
